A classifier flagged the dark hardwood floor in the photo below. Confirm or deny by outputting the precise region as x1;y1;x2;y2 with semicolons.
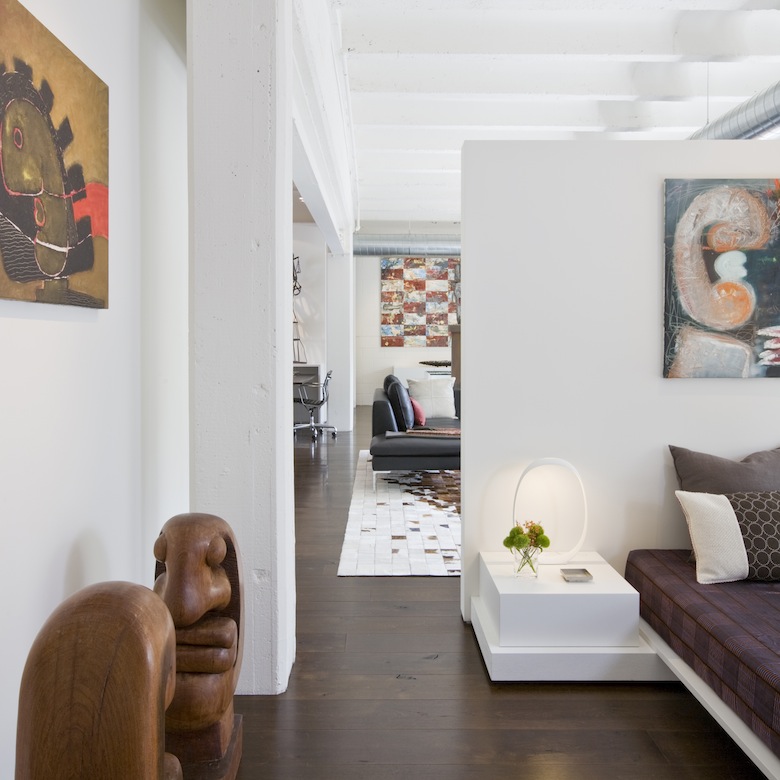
235;406;764;779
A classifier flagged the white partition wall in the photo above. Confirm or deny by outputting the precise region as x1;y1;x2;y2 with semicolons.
460;140;780;620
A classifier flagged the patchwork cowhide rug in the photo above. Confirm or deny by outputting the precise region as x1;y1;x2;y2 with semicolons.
337;450;461;576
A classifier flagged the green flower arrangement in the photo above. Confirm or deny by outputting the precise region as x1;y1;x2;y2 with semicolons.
503;521;551;553
503;521;551;576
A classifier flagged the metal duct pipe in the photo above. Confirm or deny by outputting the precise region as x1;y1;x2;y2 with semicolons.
352;234;460;257
690;80;780;140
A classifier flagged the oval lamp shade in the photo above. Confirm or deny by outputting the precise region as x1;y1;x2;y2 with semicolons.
511;457;588;565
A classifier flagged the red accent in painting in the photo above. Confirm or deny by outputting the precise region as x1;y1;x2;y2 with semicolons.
73;182;108;238
33;197;45;227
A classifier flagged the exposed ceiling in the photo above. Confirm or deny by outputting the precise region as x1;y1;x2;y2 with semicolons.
333;0;780;227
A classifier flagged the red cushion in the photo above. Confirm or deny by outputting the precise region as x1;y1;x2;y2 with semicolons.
410;397;426;426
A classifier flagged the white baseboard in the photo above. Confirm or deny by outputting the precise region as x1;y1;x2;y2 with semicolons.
639;619;780;780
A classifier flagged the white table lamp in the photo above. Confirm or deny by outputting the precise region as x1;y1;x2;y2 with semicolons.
511;457;588;564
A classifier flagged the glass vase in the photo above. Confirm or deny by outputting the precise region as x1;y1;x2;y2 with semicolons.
513;546;541;578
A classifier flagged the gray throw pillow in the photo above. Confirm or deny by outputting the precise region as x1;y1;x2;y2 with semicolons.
386;379;414;431
727;492;780;581
669;444;780;493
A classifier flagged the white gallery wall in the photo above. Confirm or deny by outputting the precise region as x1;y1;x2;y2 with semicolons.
355;258;452;405
1;0;189;767
293;223;328;370
325;246;356;431
139;0;189;587
461;140;780;619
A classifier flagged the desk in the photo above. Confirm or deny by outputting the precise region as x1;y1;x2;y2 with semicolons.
293;365;322;424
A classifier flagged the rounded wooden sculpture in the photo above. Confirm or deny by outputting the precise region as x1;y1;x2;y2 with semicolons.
154;513;244;775
16;581;182;780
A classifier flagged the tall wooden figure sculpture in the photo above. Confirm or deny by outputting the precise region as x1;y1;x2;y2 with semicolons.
154;513;244;780
16;581;183;780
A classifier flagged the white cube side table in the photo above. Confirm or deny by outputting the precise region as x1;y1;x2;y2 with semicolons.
470;551;675;682
480;551;638;647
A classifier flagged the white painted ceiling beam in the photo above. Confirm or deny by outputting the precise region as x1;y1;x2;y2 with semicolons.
335;0;776;11
340;10;780;60
352;98;745;128
324;1;780;223
346;60;780;99
357;150;461;170
354;123;703;152
359;169;460;186
292;0;358;243
358;202;461;223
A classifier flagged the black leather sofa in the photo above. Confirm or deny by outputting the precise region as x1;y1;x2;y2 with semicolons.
368;376;460;473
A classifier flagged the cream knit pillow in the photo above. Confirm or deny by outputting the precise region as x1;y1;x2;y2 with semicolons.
675;490;749;584
407;377;456;419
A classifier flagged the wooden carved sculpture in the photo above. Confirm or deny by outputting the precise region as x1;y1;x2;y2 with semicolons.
154;513;244;780
16;581;182;780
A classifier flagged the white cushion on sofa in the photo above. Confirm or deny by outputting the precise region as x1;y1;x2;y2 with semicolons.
407;376;456;419
675;490;749;584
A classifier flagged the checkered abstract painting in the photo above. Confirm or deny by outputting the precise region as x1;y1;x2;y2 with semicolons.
380;257;460;347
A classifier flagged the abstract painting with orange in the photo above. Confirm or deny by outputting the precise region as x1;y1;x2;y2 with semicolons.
664;179;780;378
0;0;108;308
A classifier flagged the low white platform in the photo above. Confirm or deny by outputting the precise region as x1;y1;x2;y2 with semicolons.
471;551;675;682
640;619;780;780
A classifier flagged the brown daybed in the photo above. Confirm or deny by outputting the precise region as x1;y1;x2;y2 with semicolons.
626;549;780;767
626;443;780;778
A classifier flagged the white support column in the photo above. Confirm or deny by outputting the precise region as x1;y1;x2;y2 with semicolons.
327;247;355;432
188;0;295;693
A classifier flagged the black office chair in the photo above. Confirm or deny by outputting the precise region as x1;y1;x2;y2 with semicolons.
294;370;337;440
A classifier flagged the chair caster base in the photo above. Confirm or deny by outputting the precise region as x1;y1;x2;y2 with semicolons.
294;424;337;442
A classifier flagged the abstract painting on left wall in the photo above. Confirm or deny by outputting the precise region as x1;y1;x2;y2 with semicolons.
0;0;108;308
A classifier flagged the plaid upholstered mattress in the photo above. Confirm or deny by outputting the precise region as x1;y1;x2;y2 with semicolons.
625;548;780;757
